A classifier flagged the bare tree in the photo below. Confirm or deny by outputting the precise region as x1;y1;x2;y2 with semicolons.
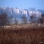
0;13;8;27
7;16;13;25
30;15;34;23
30;14;36;23
29;13;39;27
41;14;44;23
39;14;44;24
14;18;18;26
22;15;27;24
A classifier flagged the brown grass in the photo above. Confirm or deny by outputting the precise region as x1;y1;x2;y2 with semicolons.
0;27;44;44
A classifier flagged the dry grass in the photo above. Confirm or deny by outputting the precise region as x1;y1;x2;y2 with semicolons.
0;26;44;44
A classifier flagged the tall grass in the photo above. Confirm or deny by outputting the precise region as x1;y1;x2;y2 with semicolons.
0;27;44;44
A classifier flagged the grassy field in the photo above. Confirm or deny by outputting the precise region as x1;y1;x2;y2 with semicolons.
0;26;44;44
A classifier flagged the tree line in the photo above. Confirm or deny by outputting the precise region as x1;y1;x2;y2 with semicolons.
0;12;44;27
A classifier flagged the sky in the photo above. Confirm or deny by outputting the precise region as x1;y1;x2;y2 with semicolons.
0;0;44;10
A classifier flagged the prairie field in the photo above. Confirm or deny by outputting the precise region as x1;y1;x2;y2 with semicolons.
0;0;44;44
0;25;44;44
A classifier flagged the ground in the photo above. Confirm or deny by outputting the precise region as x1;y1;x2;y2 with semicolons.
0;24;44;44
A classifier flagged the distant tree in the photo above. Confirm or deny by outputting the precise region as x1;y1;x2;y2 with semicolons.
39;14;44;24
30;14;36;23
41;14;44;23
30;15;34;23
22;15;27;24
14;18;18;26
7;16;13;25
0;13;8;27
29;13;39;27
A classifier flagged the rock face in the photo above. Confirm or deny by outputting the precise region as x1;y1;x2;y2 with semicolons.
0;7;42;17
0;7;44;23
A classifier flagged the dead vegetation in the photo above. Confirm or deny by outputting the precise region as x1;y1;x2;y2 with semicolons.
0;26;44;44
